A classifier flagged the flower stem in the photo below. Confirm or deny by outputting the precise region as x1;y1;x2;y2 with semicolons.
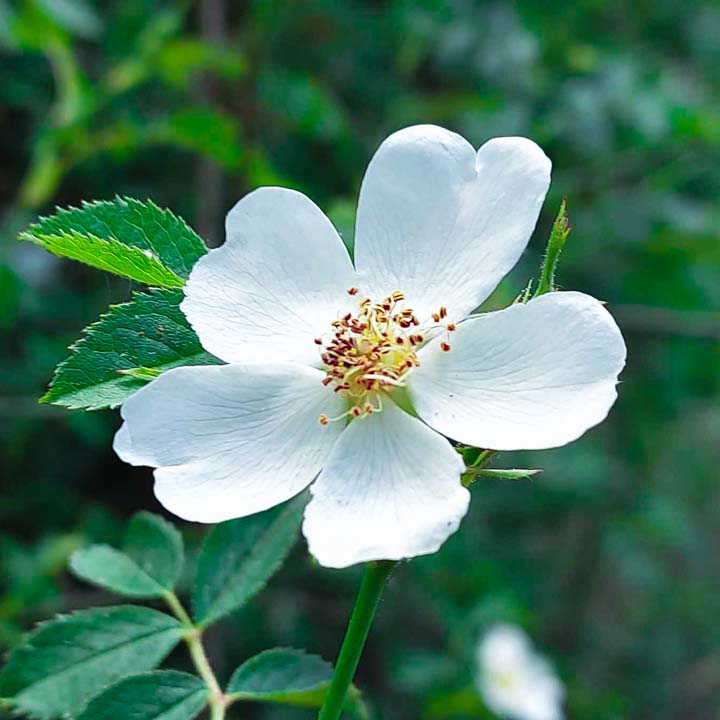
317;561;395;720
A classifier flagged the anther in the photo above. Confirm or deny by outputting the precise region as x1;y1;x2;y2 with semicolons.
441;342;451;352
319;414;329;426
347;287;359;295
314;337;323;345
439;306;448;319
447;323;456;332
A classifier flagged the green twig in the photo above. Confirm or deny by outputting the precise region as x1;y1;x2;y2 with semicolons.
164;591;225;719
317;561;395;720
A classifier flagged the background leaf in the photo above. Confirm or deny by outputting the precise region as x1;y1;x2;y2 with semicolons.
70;545;167;598
0;606;184;719
192;498;305;626
25;197;206;279
23;230;185;287
123;512;184;591
42;288;220;410
76;671;207;720
70;512;183;597
226;648;366;716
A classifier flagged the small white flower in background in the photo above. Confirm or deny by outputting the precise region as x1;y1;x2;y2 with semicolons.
114;124;626;569
477;624;564;720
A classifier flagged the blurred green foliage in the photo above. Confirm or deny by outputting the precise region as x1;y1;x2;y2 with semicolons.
1;1;718;719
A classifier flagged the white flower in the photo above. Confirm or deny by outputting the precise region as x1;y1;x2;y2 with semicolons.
114;124;626;569
477;624;565;720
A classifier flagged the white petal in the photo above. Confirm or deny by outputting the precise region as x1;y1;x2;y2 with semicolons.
114;364;345;522
409;292;626;450
354;125;551;322
182;187;357;366
303;400;469;568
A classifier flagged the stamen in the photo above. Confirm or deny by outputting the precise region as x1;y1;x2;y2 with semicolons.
316;293;451;420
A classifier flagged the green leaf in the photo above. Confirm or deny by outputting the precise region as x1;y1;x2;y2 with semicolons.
0;606;184;720
226;649;365;716
192;498;305;626
42;288;220;410
24;197;206;279
70;546;167;598
533;198;571;297
76;671;207;720
69;512;183;598
124;512;184;591
23;230;185;288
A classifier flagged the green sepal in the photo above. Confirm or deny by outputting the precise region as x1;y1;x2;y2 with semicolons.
469;468;541;481
533;198;571;297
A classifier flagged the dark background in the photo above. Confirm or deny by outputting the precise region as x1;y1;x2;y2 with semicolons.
1;1;719;718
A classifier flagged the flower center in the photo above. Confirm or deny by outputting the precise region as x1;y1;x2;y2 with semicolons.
316;288;455;425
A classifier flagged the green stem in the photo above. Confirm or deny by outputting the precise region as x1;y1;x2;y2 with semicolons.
318;561;395;720
164;592;225;720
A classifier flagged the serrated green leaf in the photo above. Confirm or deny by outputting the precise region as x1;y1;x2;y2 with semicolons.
69;513;183;598
0;606;184;720
76;671;207;720
70;545;167;598
25;197;206;279
42;288;220;410
118;366;163;381
226;649;365;717
124;512;184;591
23;230;185;287
192;498;305;626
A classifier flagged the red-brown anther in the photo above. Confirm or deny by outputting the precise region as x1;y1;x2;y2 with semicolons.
347;286;359;295
439;306;448;319
432;313;441;322
447;323;456;332
322;377;333;386
441;342;451;352
314;337;323;345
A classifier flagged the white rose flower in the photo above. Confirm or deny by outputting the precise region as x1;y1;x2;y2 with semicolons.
477;624;565;720
114;124;626;569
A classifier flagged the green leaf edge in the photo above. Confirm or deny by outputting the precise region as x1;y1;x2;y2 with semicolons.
21;229;185;288
24;196;207;279
0;605;185;720
69;545;168;599
75;670;208;720
40;288;220;410
192;497;305;627
226;648;366;717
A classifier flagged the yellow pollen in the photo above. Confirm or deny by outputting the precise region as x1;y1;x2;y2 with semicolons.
317;292;445;423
